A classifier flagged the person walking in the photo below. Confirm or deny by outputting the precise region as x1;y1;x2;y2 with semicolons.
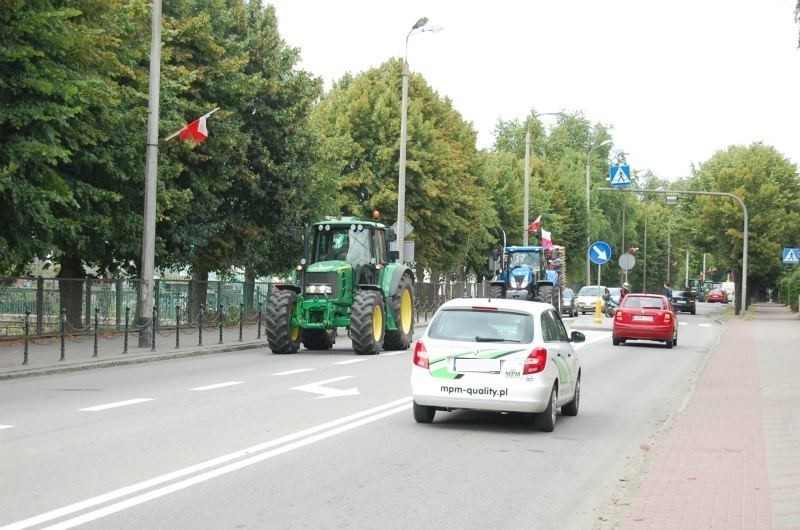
663;281;673;299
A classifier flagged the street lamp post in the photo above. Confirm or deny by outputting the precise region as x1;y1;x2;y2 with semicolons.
523;112;563;246
397;17;441;263
585;139;612;286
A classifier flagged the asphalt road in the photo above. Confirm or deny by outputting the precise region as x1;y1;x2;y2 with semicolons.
0;304;728;530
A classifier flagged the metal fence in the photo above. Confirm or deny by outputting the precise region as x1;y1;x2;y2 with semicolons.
0;276;490;338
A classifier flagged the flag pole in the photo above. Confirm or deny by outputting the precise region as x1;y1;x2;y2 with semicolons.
164;107;221;142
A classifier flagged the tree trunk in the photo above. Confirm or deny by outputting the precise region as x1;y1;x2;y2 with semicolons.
244;268;255;314
190;267;209;321
58;256;86;331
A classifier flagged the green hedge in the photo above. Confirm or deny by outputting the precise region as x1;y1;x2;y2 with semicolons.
779;268;800;312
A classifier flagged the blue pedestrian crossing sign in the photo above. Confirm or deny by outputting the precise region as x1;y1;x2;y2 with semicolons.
609;165;632;187
783;247;800;265
589;241;612;265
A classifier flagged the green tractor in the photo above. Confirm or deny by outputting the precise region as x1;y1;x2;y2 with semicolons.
265;217;415;355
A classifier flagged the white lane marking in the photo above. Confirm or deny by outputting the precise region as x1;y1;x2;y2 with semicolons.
271;368;315;376
4;397;411;530
679;322;689;326
78;399;153;412
0;424;14;430
572;332;610;350
699;323;712;327
291;376;359;398
379;351;407;356
332;359;368;365
189;381;244;391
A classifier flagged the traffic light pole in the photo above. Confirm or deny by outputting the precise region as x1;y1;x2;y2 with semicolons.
595;188;748;316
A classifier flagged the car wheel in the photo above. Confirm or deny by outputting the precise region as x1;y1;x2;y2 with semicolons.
665;338;674;349
413;401;435;423
691;309;696;315
534;385;557;432
612;336;620;346
561;375;580;417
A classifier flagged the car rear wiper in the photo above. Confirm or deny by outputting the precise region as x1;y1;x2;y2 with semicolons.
475;336;520;343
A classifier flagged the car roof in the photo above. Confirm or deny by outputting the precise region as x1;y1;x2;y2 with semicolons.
438;297;552;315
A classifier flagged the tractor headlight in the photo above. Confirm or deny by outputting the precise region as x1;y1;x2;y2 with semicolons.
305;284;333;295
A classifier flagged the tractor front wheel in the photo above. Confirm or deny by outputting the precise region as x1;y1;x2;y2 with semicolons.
350;290;385;355
383;273;414;350
535;285;554;305
488;285;504;299
265;290;301;354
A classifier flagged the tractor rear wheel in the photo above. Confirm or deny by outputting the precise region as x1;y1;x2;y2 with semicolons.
488;285;504;299
265;290;301;354
350;290;385;355
302;329;334;350
535;285;554;305
383;273;414;350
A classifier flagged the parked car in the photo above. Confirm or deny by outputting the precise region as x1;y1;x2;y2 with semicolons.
612;294;678;348
706;289;728;303
561;287;577;317
575;285;610;314
410;297;585;432
671;290;696;314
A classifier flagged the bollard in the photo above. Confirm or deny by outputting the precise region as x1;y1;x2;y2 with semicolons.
218;304;224;344
175;304;180;349
92;307;99;358
198;304;204;346
239;303;244;342
60;308;66;361
23;311;30;365
257;302;262;339
151;306;157;352
123;306;129;354
594;298;602;324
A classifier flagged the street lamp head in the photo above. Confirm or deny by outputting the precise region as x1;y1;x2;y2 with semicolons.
412;17;429;30
597;139;612;149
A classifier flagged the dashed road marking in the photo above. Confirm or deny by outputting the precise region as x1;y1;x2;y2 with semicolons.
332;359;368;365
189;381;244;391
79;398;154;412
271;368;315;376
0;424;14;430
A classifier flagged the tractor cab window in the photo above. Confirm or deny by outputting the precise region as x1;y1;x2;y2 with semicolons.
314;225;372;266
509;252;540;269
372;229;387;264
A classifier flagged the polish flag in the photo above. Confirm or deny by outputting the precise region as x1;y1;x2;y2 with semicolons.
541;228;554;249
527;215;541;232
166;107;220;143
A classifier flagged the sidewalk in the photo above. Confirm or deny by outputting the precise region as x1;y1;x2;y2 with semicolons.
0;318;435;381
611;303;800;529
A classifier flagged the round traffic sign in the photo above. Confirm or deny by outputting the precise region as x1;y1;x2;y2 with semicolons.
589;241;612;265
619;252;636;271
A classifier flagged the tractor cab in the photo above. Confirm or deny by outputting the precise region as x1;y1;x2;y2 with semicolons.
489;246;558;305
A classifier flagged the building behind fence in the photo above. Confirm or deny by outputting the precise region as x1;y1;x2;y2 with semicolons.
0;277;490;338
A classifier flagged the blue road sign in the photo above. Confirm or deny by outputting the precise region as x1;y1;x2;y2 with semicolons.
589;241;612;265
783;247;799;265
609;165;632;187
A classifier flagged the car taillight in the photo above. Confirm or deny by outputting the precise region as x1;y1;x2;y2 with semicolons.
615;309;623;320
663;313;672;322
523;347;547;375
412;340;429;369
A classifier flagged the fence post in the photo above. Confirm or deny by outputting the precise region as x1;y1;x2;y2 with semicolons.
175;304;180;349
257;302;262;339
36;276;44;336
199;304;204;346
123;306;129;354
92;307;99;358
115;279;124;331
218;304;224;344
60;308;66;361
239;303;244;342
23;311;30;365
151;305;157;352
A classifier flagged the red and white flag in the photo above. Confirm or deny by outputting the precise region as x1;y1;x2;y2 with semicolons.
166;107;220;143
527;215;541;232
541;228;554;250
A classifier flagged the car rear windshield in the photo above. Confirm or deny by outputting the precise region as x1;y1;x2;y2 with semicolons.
621;296;666;309
578;286;602;296
675;291;693;298
428;309;534;343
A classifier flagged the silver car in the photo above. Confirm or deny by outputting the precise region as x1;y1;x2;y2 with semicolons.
575;285;610;314
410;298;584;432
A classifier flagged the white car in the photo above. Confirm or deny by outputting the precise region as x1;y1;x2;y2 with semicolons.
410;298;584;432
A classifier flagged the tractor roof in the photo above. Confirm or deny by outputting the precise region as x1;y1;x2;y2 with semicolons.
313;217;386;229
504;246;545;253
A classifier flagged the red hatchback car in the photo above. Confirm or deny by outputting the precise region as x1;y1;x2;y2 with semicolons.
612;294;678;348
706;289;728;303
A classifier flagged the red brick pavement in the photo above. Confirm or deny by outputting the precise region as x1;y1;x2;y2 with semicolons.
620;304;800;529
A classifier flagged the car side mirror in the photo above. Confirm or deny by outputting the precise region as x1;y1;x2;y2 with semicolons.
602;293;610;301
385;227;397;243
570;330;585;343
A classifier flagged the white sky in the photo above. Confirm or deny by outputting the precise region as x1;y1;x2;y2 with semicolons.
267;0;800;180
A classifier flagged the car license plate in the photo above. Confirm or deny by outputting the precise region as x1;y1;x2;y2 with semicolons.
632;315;653;322
454;358;501;373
